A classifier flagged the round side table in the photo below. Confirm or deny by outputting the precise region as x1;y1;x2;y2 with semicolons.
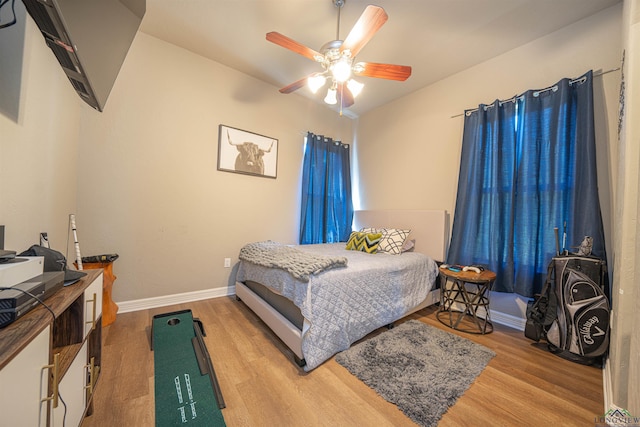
437;266;496;334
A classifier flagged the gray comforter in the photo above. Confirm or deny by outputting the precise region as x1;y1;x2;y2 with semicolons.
236;243;439;371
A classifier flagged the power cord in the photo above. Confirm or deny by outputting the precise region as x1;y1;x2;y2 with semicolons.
59;391;67;427
0;286;56;322
0;0;17;29
0;286;67;426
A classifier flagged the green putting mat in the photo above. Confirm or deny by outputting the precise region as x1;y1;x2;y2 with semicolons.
152;310;226;426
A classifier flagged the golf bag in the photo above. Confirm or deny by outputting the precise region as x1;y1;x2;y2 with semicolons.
525;255;609;364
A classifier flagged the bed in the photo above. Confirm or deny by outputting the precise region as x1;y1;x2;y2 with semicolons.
235;210;449;371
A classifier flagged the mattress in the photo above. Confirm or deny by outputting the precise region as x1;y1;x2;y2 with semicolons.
243;280;304;330
236;242;439;370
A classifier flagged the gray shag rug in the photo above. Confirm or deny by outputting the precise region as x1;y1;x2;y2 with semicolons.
335;320;495;427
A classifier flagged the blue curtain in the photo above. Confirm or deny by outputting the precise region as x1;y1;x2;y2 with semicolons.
299;132;353;244
448;70;606;297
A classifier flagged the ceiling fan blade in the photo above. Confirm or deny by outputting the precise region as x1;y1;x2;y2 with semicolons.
338;83;354;108
340;5;388;58
354;62;412;81
279;76;310;94
266;32;322;61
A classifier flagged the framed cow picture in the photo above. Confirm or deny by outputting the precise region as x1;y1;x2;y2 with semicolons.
217;125;278;178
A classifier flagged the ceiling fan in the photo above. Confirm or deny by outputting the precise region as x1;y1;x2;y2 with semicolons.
266;0;411;111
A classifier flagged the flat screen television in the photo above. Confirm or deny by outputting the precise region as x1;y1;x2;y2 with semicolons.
21;0;145;111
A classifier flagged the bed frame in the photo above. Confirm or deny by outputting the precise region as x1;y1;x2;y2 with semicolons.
235;209;449;365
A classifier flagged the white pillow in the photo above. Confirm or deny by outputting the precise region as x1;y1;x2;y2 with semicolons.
401;238;416;253
360;227;411;255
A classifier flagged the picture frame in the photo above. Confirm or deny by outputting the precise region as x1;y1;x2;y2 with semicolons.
217;125;278;179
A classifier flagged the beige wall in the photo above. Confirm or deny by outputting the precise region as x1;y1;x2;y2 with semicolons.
75;32;353;302
0;17;81;252
609;0;640;415
356;4;622;319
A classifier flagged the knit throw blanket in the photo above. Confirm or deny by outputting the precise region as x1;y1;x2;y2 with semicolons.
239;241;348;282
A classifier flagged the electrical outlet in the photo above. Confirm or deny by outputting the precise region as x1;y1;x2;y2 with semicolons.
224;258;231;268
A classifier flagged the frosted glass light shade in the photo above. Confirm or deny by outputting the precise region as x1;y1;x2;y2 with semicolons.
324;87;337;104
308;75;327;93
347;79;364;97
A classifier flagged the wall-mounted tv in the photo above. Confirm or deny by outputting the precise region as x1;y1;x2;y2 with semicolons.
21;0;145;111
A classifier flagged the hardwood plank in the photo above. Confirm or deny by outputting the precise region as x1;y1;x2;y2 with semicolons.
82;299;604;427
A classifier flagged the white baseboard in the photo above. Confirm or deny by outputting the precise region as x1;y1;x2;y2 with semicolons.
117;288;526;327
490;309;527;331
117;289;527;331
117;285;236;313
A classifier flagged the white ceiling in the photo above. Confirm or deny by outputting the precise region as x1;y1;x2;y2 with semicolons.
139;0;620;117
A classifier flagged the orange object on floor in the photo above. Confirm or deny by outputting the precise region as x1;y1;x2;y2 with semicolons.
82;261;119;326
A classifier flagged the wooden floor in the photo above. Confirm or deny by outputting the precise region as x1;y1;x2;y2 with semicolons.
82;297;604;427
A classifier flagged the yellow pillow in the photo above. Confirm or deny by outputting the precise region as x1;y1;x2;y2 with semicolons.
346;231;383;254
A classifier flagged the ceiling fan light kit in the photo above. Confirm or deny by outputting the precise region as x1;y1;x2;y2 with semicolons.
324;84;338;105
266;0;411;112
308;74;328;93
347;79;364;97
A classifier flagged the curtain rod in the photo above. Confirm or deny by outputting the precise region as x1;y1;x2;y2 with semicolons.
449;67;621;119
